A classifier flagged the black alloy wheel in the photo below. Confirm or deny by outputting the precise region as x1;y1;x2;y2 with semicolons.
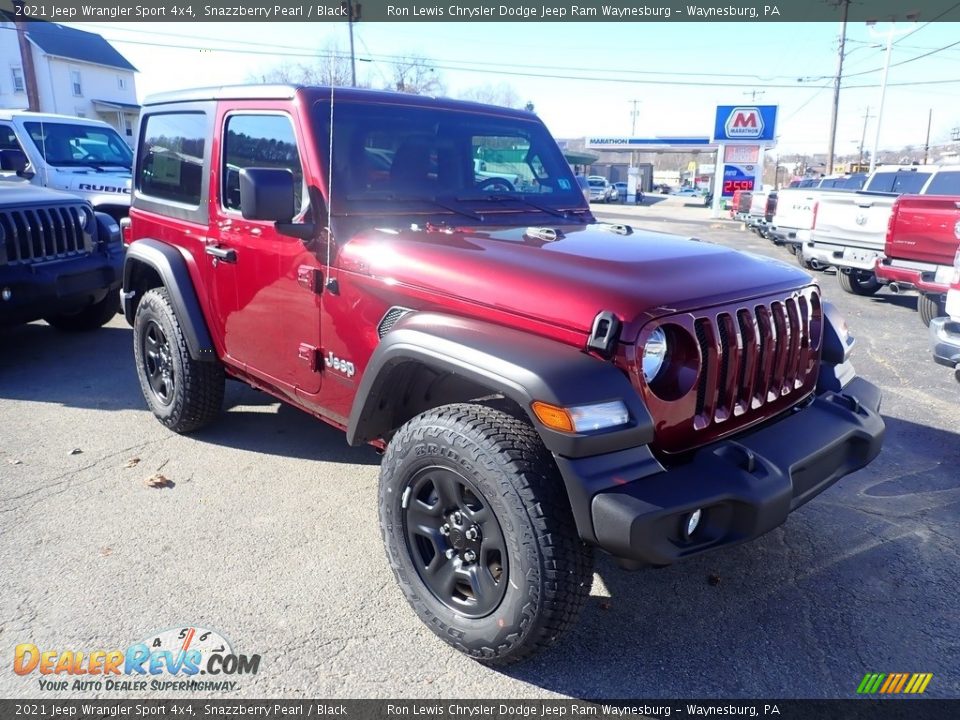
403;466;508;618
142;319;175;406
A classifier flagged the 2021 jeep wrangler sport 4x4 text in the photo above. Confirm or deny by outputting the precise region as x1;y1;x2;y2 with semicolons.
122;85;885;664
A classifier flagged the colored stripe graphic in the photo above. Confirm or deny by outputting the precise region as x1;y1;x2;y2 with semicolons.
857;673;933;694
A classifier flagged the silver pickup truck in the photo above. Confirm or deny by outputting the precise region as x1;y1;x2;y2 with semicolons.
767;174;865;266
803;166;960;295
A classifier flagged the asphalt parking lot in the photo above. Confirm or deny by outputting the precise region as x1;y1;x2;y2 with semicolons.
1;195;957;700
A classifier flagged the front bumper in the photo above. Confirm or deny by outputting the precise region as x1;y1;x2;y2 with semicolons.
929;316;960;369
582;377;884;565
0;247;123;326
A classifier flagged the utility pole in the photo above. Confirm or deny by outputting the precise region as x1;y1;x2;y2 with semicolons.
628;99;642;135
743;90;766;102
868;22;910;174
857;106;873;168
341;1;361;87
923;109;933;165
826;0;850;175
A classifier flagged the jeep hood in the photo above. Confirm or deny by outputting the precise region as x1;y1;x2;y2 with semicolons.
339;223;813;341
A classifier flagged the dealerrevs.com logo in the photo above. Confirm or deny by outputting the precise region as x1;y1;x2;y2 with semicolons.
14;626;260;692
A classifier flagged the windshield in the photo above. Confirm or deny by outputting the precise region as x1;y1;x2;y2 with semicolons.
312;101;587;217
24;121;133;168
587;179;606;188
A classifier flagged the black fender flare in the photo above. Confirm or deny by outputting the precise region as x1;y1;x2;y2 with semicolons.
348;312;654;457
122;239;217;361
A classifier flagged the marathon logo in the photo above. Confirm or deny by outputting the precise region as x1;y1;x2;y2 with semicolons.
724;108;764;139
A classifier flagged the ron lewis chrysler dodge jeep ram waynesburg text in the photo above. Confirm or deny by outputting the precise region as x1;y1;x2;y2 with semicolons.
121;85;885;664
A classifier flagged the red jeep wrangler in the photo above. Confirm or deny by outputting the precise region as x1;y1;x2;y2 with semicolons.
122;86;885;664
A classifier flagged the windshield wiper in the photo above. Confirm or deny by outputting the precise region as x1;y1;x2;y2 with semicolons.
454;193;583;220
47;160;130;171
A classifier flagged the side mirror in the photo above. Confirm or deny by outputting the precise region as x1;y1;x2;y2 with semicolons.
239;167;295;222
0;148;31;177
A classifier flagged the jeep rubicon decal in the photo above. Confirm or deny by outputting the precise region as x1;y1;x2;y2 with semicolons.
122;85;884;665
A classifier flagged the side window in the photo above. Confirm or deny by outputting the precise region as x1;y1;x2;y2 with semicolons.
223;114;304;213
139;112;206;206
924;172;960;196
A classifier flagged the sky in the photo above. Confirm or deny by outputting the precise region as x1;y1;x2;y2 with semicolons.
64;19;960;156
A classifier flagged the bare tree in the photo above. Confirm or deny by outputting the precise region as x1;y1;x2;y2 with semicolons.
459;82;523;109
249;40;360;87
390;54;445;95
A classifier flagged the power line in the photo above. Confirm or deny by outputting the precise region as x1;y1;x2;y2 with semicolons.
843;38;960;79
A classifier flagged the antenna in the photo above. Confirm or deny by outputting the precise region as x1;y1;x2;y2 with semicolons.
324;86;337;294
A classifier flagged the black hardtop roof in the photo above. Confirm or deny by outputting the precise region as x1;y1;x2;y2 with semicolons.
142;84;537;120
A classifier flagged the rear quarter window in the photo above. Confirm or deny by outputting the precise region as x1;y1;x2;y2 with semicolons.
924;171;960;196
138;112;206;205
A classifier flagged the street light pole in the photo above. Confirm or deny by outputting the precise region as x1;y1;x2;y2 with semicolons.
868;22;913;174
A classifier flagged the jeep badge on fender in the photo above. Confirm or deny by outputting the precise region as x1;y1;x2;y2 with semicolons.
121;85;885;665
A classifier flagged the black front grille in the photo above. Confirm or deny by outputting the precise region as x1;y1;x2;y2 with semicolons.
0;204;93;265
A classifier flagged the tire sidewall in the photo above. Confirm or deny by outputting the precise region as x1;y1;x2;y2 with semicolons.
133;290;186;425
380;419;544;657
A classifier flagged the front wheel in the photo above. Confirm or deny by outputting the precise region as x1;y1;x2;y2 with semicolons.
133;287;224;433
838;269;881;296
379;404;593;665
44;292;119;331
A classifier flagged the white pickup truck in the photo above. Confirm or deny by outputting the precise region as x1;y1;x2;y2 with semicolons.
804;165;960;295
767;174;866;265
0;111;132;221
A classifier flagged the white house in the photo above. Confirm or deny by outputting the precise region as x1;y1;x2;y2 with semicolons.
0;13;139;143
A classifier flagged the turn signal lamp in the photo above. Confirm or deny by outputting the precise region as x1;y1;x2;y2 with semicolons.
532;400;630;433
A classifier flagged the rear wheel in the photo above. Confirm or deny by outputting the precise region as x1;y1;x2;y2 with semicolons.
133;287;224;433
44;292;119;332
379;403;593;665
917;293;945;327
794;245;813;269
838;269;881;296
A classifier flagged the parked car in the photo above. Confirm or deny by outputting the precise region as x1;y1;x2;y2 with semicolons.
929;248;960;382
0;185;122;329
613;181;628;202
586;176;616;203
875;194;960;325
122;84;883;665
804;165;960;295
0;111;132;221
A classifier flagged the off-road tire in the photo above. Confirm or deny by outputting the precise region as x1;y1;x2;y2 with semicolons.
133;287;224;433
379;403;594;666
917;293;944;327
44;292;119;331
838;269;881;296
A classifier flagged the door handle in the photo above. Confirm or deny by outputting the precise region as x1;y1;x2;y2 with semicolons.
205;245;237;263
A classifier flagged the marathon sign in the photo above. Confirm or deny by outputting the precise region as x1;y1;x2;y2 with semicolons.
713;105;778;142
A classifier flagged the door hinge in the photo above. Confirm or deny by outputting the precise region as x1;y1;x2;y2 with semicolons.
298;343;322;371
297;265;324;294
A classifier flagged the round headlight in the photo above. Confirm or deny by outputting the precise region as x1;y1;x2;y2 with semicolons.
642;327;668;383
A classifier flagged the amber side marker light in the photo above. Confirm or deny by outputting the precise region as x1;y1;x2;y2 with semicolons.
531;400;630;433
531;401;574;432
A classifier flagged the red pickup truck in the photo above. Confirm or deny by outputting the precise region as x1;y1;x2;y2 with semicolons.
875;194;960;325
